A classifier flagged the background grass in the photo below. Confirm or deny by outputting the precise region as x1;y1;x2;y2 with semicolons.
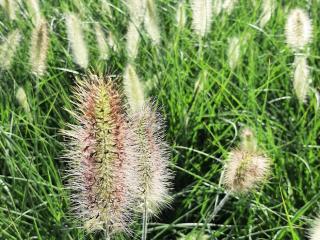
1;0;320;239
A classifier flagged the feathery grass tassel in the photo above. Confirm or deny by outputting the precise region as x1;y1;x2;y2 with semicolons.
123;64;145;112
293;55;311;103
94;22;109;60
222;0;238;15
126;22;140;60
227;36;241;70
0;29;21;70
30;18;49;76
144;0;161;45
16;87;32;120
0;0;16;20
309;217;320;240
126;0;146;26
258;0;275;28
27;0;41;25
176;1;186;29
213;0;223;15
65;13;89;69
191;0;213;37
129;104;172;240
285;8;312;51
223;128;271;194
62;74;138;237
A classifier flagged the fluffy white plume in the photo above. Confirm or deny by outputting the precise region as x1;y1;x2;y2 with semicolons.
16;87;31;115
293;55;311;103
0;29;21;70
0;0;16;20
65;13;89;68
227;36;241;70
222;0;238;15
285;8;312;51
176;1;186;29
259;0;276;28
144;0;161;45
126;22;140;60
27;0;41;25
94;22;109;60
309;217;320;240
123;64;145;112
213;0;223;15
191;0;213;37
126;0;146;25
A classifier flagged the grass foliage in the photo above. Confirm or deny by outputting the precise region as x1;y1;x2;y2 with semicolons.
0;0;320;239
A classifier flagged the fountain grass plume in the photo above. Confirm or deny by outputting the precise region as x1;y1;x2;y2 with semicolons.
27;0;41;25
130;103;172;215
176;1;186;29
0;0;16;20
65;12;89;69
293;55;311;103
29;18;49;76
191;0;213;37
285;8;312;51
309;216;320;240
94;22;109;60
126;0;146;26
222;0;238;15
227;36;241;70
62;74;138;236
144;0;161;45
0;29;21;70
126;22;140;60
223;128;271;194
123;63;145;112
259;0;275;28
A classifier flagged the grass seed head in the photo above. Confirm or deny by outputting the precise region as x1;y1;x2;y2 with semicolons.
176;1;186;29
30;18;49;76
129;104;172;216
65;12;89;69
123;64;145;112
293;55;311;103
0;29;21;70
63;74;138;234
227;36;241;70
259;0;276;28
126;22;140;60
309;217;320;240
126;0;146;26
16;87;31;115
191;0;213;37
285;8;312;51
144;0;161;45
94;22;109;60
0;0;16;20
222;0;238;15
213;0;223;15
27;0;41;25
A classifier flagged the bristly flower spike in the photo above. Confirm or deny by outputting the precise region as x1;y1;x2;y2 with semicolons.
293;55;311;103
126;22;140;60
176;1;186;29
94;22;109;60
285;8;312;51
144;0;161;45
259;0;276;28
27;0;41;25
62;74;138;236
223;128;271;194
227;36;241;70
0;29;21;70
129;103;172;240
29;18;49;76
309;216;320;240
191;0;213;37
65;12;89;69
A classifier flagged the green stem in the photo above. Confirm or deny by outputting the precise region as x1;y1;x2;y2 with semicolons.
142;196;148;240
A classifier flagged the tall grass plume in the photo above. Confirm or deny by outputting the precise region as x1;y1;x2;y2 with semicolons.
94;22;109;60
293;55;311;103
144;0;161;45
126;22;140;60
191;0;213;37
0;29;21;70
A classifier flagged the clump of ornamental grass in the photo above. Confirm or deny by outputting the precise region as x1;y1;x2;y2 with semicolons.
176;1;186;29
128;103;172;240
223;128;271;194
126;22;140;60
65;12;89;69
293;55;311;103
309;217;320;240
94;22;109;60
27;0;41;25
62;74;138;237
123;63;145;112
285;8;312;51
144;0;161;45
191;0;213;37
258;0;275;28
29;18;49;76
227;36;241;70
0;0;16;20
0;29;21;70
